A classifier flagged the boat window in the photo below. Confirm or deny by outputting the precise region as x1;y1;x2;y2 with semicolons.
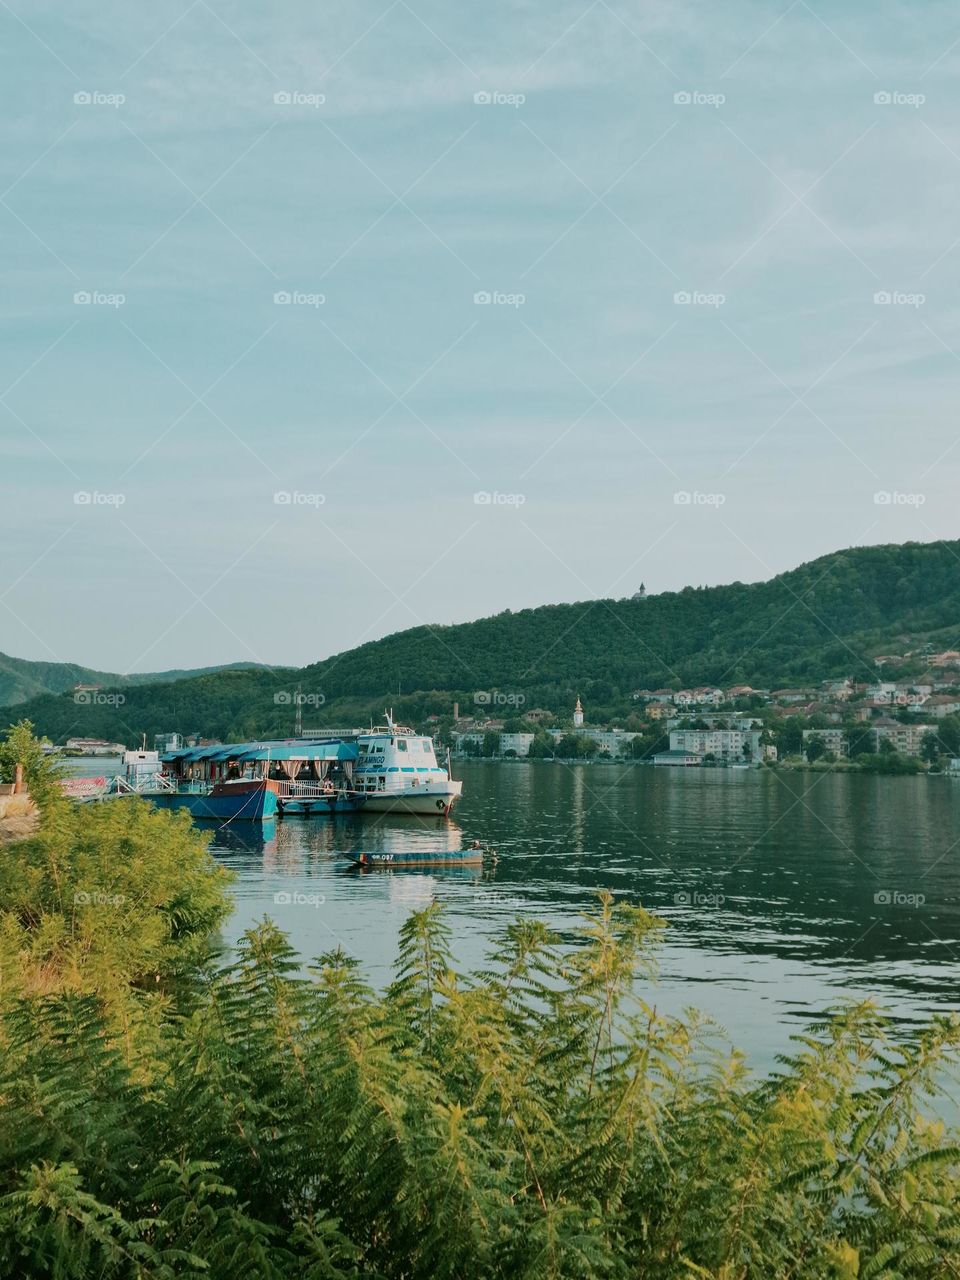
397;740;407;751
358;744;368;754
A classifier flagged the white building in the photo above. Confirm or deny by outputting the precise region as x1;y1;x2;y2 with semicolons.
64;737;126;756
539;702;641;756
500;732;535;757
669;727;762;761
801;728;849;757
872;719;929;757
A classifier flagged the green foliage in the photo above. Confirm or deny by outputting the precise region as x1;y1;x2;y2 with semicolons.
13;538;960;745
0;651;276;710
0;718;60;807
556;733;598;759
859;751;925;775
0;871;959;1277
0;799;231;1005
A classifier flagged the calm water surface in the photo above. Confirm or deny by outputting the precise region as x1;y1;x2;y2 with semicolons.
69;758;960;1072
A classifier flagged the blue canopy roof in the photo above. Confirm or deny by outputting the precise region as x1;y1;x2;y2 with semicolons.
238;742;357;762
161;739;358;764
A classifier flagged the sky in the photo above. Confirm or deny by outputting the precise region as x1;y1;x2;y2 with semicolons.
2;0;960;674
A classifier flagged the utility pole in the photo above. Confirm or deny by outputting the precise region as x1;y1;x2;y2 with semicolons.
295;683;302;738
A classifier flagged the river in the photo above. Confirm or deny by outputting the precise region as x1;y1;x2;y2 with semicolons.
67;757;960;1072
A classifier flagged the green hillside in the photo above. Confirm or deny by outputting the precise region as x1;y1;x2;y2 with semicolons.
0;653;276;710
8;539;960;745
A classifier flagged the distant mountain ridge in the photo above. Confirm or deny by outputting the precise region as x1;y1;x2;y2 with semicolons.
7;538;960;745
0;653;276;709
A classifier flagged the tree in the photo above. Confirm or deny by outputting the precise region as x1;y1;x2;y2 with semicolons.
805;735;827;763
0;799;231;1007
777;719;804;757
845;724;875;758
526;733;555;759
921;730;941;765
936;716;960;756
0;719;60;809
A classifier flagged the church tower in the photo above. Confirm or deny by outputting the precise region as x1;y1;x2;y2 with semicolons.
573;696;584;728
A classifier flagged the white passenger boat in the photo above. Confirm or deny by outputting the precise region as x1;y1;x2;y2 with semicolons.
350;712;463;815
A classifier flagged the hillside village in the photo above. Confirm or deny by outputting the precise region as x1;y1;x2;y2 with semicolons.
448;649;960;770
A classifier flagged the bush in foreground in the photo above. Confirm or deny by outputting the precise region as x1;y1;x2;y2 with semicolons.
0;874;958;1278
0;799;231;1007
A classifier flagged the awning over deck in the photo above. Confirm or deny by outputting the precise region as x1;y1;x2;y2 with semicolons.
238;742;358;762
161;739;359;765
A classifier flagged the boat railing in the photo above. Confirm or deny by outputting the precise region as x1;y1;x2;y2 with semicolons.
273;779;351;799
109;772;177;795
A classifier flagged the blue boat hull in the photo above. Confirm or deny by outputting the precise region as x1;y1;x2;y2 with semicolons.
150;784;278;821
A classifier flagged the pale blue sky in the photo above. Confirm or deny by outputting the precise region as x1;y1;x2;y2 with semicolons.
2;1;959;672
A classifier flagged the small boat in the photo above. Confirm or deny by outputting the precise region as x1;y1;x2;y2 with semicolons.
342;847;489;869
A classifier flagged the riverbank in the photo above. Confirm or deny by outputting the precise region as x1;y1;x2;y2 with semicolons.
453;753;956;777
0;796;38;843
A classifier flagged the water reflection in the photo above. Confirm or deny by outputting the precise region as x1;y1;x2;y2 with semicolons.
177;762;960;1070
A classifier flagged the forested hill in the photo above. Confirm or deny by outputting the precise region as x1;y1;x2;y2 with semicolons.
0;654;275;709
8;538;960;744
